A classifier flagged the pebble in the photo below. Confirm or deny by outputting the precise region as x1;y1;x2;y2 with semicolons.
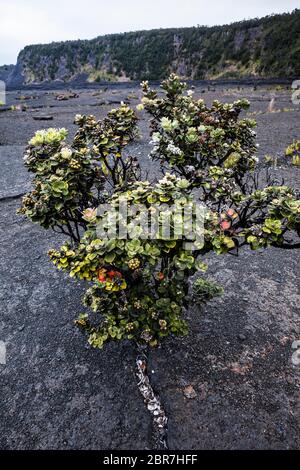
183;385;197;399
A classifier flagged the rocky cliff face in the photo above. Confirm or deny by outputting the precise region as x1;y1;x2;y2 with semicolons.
6;9;300;86
0;65;15;84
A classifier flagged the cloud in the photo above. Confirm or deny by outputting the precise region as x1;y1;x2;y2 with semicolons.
0;2;65;63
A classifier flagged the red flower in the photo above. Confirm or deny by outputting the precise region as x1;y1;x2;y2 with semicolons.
220;220;231;231
107;270;122;279
97;268;106;282
157;272;165;281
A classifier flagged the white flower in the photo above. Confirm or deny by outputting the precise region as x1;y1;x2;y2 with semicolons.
161;117;179;132
150;146;159;157
176;178;190;189
61;147;72;159
150;132;161;145
28;128;67;146
166;143;182;156
141;97;156;106
187;89;194;96
160;173;177;185
82;208;97;223
161;117;172;131
23;149;31;161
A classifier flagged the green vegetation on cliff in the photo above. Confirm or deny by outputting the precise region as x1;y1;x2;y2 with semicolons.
13;9;300;84
0;64;14;82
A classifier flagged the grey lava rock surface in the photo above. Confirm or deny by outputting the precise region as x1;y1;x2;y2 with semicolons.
0;83;299;449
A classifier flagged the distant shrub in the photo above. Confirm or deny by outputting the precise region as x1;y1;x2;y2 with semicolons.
286;141;300;166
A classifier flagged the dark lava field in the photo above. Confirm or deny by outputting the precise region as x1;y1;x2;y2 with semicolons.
0;82;299;449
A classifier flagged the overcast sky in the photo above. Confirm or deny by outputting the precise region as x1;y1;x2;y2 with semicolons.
0;0;298;65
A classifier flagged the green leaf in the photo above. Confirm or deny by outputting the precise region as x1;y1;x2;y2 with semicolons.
104;252;116;263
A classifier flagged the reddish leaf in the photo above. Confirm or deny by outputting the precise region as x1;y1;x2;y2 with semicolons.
220;220;231;231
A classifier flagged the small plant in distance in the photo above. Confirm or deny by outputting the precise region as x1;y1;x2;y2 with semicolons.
19;75;300;449
286;140;300;166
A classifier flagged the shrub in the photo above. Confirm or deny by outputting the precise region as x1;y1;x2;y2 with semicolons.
19;75;300;351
